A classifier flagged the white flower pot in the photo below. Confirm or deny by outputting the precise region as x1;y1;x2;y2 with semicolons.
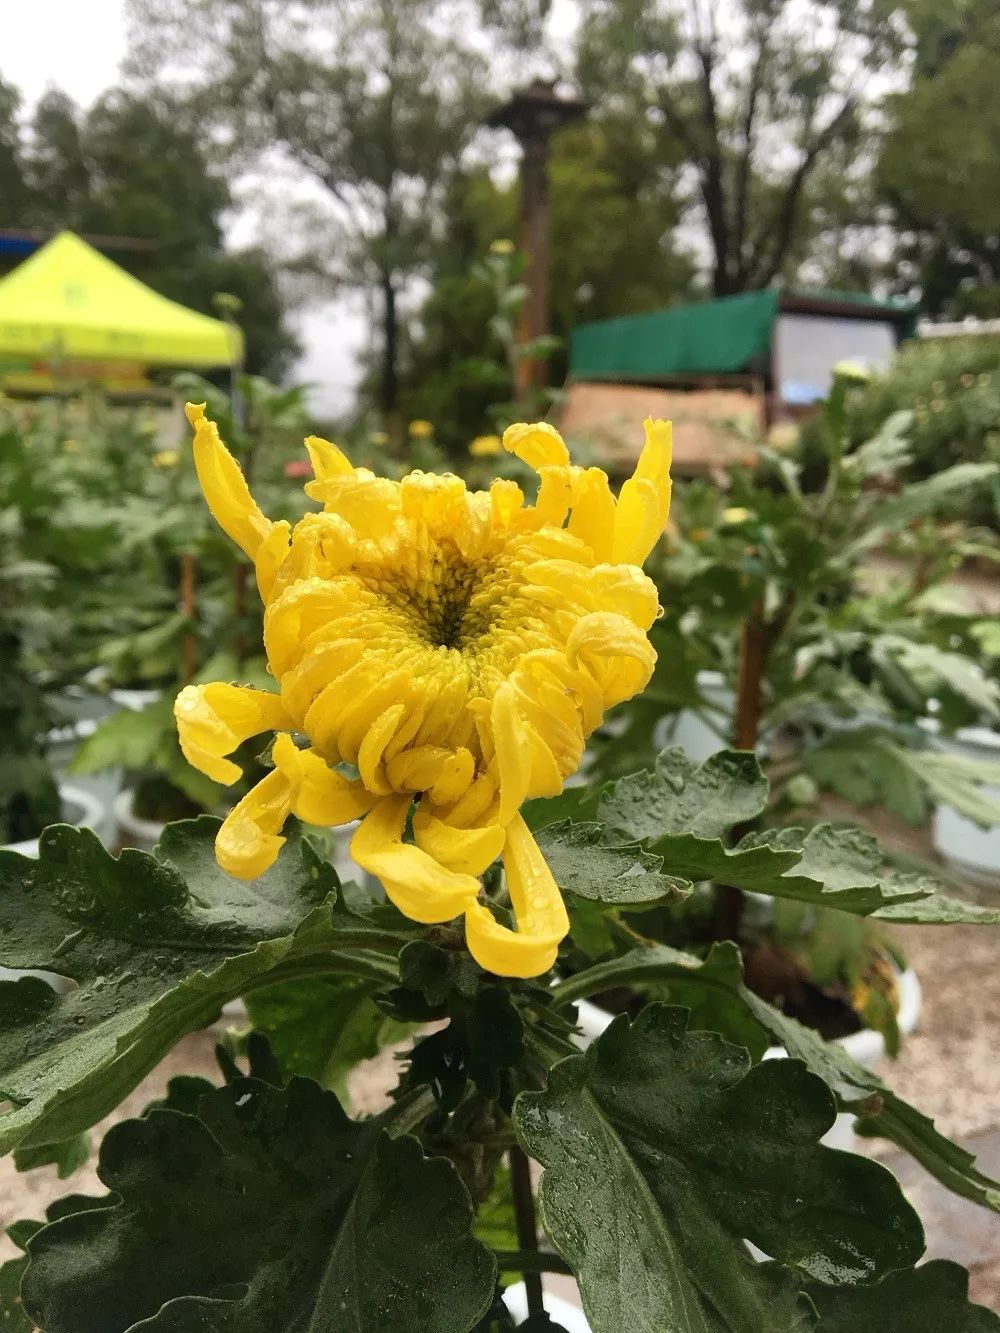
655;670;736;763
573;967;922;1152
926;724;1000;888
503;1282;592;1332
114;788;167;852
1;781;108;994
109;686;164;712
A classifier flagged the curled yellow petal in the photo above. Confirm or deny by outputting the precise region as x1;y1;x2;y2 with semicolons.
412;804;506;877
464;814;568;978
304;434;354;481
254;519;292;603
174;683;292;786
492;682;563;825
502;421;570;471
185;403;273;559
612;417;673;565
216;769;292;879
567;612;657;708
351;795;481;924
568;467;616;561
271;733;374;826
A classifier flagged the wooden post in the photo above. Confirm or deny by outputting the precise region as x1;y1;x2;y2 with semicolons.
486;82;588;401
516;134;551;399
180;552;197;682
717;599;768;941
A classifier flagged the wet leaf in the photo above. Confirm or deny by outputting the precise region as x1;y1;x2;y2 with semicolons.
599;748;769;841
516;1004;922;1332
809;1258;1000;1331
0;818;408;1154
21;1078;496;1333
534;820;689;906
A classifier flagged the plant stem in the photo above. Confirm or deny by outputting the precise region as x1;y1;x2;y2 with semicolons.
180;552;197;682
494;1249;572;1277
509;1145;544;1316
380;1086;436;1138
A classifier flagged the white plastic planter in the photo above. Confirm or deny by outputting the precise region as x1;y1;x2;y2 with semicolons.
503;1282;592;1332
1;781;107;993
109;685;164;712
114;788;167;852
655;670;736;763
573;967;922;1152
927;724;1000;888
2;781;106;860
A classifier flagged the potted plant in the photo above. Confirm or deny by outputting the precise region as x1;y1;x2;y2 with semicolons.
2;406;999;1332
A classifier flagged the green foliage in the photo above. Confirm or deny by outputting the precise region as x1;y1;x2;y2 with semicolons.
245;975;409;1097
843;337;1000;509
879;0;1000;318
21;1078;496;1332
554;941;1000;1215
810;1260;1000;1331
2;740;999;1329
576;0;899;296
516;1005;921;1331
0;817;407;1154
534;819;688;906
400;116;694;449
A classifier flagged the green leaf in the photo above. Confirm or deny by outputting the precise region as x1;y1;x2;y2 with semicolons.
556;946;1000;1217
895;745;1000;829
873;636;1000;717
0;818;407;1154
245;975;409;1097
13;1131;90;1179
621;801;998;924
805;730;929;825
809;1259;1000;1331
68;696;175;773
862;461;1000;534
600;748;769;841
534;820;690;906
21;1077;496;1332
0;1254;32;1331
738;989;1000;1213
472;1164;519;1252
516;1005;922;1332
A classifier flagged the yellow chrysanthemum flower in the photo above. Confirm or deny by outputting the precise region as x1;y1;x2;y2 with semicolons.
153;448;179;468
469;435;503;458
408;419;434;439
174;405;672;977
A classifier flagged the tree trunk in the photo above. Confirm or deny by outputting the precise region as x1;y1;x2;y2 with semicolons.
380;267;399;434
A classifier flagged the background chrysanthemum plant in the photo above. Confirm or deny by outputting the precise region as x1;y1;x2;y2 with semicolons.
2;410;1000;1333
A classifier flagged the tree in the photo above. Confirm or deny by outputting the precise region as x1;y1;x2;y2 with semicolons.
11;88;297;379
0;78;33;227
399;114;695;450
878;0;1000;317
575;0;903;297
126;0;489;424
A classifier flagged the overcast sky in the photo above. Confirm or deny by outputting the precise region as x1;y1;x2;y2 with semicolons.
2;0;366;418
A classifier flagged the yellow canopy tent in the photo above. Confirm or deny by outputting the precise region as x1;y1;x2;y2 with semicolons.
0;231;241;368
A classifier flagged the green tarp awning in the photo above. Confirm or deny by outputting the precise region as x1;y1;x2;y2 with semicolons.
569;288;917;381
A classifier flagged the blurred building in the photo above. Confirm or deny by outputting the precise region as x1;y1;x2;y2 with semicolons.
562;288;917;475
